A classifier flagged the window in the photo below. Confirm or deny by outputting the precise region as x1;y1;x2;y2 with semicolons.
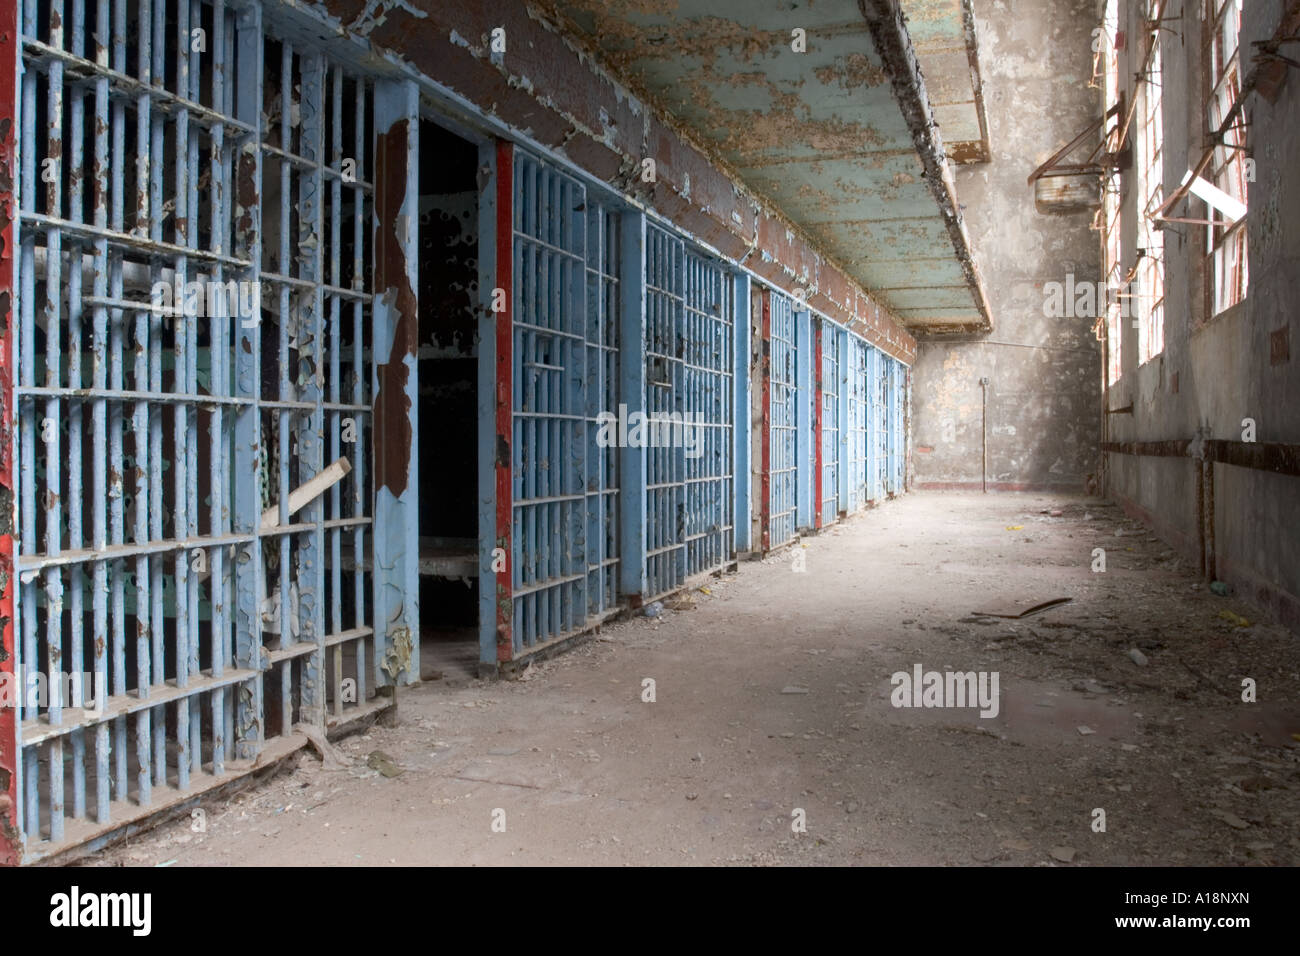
1136;0;1165;363
1208;0;1249;313
1100;0;1123;384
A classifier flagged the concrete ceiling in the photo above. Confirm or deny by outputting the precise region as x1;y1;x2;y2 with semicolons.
545;0;992;334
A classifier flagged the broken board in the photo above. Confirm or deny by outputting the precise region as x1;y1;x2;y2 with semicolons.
972;596;1072;620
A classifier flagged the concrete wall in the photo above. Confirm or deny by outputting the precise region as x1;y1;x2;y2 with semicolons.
911;0;1102;491
1106;0;1300;628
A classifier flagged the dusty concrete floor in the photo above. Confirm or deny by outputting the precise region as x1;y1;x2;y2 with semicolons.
90;492;1300;867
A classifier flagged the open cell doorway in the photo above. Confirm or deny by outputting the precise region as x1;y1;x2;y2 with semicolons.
416;118;482;683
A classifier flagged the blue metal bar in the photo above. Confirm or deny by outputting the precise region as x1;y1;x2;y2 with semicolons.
842;325;852;512
90;0;110;826
820;318;839;527
846;334;866;511
732;272;751;554
351;76;369;702
231;0;264;762
108;0;128;806
583;201;621;616
477;139;502;668
371;77;420;684
682;249;733;577
209;0;232;775
296;49;325;722
275;38;293;736
617;209;647;600
42;0;68;840
328;64;344;718
767;289;797;548
795;306;812;532
65;0;87;821
643;224;686;596
130;0;154;809
147;0;168;793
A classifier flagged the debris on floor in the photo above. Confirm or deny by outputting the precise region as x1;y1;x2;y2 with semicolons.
972;596;1072;619
91;493;1300;868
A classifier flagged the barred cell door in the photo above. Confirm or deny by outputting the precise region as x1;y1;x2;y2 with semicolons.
869;347;888;503
638;225;735;596
819;321;840;526
507;151;591;651
642;225;683;596
766;290;799;549
584;201;622;618
888;359;907;495
681;251;733;579
1;0;400;864
846;336;868;512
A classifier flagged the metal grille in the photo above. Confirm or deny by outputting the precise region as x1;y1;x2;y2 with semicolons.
642;225;733;595
682;251;733;577
767;290;798;548
888;359;906;495
870;346;888;502
584;201;620;616
819;321;839;526
9;0;379;861
846;335;868;511
510;152;588;649
643;225;683;596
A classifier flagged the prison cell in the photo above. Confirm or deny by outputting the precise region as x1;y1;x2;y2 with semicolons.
7;0;386;863
680;251;733;579
640;225;735;597
846;335;869;512
869;346;887;502
765;289;799;549
820;320;840;526
509;152;590;650
584;201;621;618
886;358;904;496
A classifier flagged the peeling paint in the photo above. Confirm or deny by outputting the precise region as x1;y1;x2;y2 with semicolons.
373;119;418;498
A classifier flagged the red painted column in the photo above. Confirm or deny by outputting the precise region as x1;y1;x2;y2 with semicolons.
0;1;21;866
494;141;514;663
813;320;823;531
759;291;771;553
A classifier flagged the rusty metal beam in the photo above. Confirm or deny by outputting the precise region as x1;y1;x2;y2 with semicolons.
1101;440;1191;458
1103;438;1300;478
1252;0;1300;102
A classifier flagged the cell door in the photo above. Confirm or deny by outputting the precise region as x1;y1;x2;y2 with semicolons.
509;152;590;650
766;290;799;549
681;251;733;579
846;336;868;511
642;225;734;596
869;347;888;502
3;0;387;863
820;321;840;526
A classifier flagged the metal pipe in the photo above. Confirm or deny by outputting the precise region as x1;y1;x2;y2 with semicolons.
979;377;989;493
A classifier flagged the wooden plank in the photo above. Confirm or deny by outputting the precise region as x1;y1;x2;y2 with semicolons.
260;456;352;530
